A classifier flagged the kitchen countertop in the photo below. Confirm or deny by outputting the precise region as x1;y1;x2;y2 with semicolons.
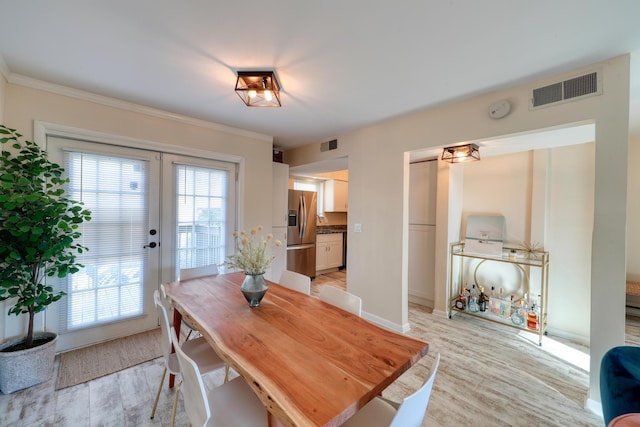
317;225;347;234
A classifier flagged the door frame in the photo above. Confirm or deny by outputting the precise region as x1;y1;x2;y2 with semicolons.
35;121;243;351
160;153;238;285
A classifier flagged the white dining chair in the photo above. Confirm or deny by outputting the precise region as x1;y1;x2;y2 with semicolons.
279;270;311;295
342;353;440;427
318;286;362;316
170;327;267;427
150;290;228;427
179;264;219;339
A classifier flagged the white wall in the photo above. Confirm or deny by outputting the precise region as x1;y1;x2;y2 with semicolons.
547;143;595;341
0;81;274;346
286;55;630;404
462;151;530;245
460;145;594;342
628;135;640;281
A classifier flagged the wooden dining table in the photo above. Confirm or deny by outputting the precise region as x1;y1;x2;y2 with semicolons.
164;271;429;427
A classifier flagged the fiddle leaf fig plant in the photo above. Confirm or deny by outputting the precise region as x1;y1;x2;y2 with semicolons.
0;125;91;349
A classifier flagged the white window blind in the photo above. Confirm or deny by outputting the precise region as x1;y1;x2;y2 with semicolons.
175;164;229;274
60;151;148;331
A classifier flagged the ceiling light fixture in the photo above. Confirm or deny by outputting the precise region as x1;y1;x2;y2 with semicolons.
235;71;281;107
441;143;481;163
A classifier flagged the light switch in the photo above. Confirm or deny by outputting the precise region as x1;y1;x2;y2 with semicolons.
354;223;362;233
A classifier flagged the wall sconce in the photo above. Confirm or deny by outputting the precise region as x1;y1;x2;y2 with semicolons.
441;143;480;163
235;71;281;107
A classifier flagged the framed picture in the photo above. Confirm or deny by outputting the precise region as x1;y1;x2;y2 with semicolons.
464;215;505;256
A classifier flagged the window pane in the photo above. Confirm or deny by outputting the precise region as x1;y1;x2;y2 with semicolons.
176;164;229;273
63;152;147;330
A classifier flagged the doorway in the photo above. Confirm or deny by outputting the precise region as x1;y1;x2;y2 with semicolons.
46;135;236;351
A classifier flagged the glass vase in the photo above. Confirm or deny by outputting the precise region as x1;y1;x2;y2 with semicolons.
240;273;268;307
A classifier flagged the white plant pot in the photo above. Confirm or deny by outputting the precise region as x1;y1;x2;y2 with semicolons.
0;331;58;394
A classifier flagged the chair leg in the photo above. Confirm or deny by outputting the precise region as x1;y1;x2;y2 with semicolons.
224;364;230;383
185;329;192;341
150;367;167;419
171;380;182;427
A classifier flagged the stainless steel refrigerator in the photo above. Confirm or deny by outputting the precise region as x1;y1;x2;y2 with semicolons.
287;190;317;278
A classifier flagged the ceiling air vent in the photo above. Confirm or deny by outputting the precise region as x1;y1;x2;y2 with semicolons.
531;71;601;109
320;139;338;152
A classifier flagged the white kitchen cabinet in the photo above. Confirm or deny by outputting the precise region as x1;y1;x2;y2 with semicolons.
408;160;437;308
272;162;289;227
323;179;348;212
316;233;343;272
409;160;437;225
268;162;289;282
408;224;436;307
266;227;287;282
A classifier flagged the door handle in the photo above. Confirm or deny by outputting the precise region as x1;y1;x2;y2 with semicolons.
144;242;158;249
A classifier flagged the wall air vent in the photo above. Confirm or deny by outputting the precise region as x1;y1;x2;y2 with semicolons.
531;71;601;109
320;139;338;152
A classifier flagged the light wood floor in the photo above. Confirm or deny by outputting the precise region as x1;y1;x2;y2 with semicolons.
1;270;638;426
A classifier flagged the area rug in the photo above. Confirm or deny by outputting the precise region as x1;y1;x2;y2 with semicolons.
55;328;162;390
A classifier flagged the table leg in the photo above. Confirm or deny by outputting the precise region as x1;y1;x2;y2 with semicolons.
169;308;182;388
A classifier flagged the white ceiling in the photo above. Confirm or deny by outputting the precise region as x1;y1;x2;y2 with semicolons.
1;1;640;151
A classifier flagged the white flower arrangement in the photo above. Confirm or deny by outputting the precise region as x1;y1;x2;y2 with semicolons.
224;225;282;275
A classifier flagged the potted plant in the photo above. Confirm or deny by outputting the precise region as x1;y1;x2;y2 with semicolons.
0;124;91;394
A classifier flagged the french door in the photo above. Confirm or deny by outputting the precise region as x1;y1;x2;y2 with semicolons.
46;136;236;351
160;153;237;285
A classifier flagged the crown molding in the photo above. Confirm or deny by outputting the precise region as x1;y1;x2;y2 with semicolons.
0;55;9;81
7;73;273;143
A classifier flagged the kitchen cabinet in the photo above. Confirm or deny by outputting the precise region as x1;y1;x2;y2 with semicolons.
409;160;436;225
408;224;436;307
316;233;343;272
272;162;289;227
266;227;287;282
268;162;289;282
408;160;437;308
324;179;348;212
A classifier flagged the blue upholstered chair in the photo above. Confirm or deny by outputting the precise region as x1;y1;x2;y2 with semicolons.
600;346;640;425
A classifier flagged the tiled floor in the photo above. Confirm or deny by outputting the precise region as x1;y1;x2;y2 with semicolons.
1;270;638;426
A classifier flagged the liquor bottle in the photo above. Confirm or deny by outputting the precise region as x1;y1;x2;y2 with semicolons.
511;296;525;326
468;285;479;312
455;287;467;310
527;298;539;330
478;287;487;312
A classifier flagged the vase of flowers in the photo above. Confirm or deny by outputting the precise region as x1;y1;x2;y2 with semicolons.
225;226;281;307
239;273;269;307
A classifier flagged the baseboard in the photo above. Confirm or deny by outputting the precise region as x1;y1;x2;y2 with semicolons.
362;311;409;333
432;309;449;319
584;397;603;419
408;294;433;308
546;326;590;347
316;267;340;275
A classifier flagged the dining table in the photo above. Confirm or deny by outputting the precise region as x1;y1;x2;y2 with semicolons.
164;271;429;427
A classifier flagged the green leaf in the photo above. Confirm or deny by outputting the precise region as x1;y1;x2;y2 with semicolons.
0;124;91;322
